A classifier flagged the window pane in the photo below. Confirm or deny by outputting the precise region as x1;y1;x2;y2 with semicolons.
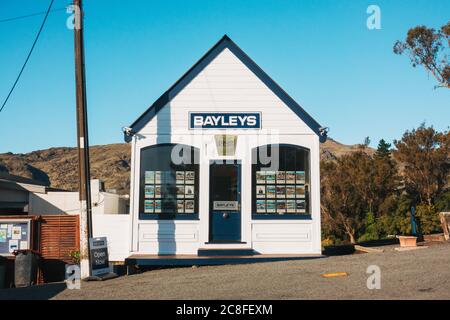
139;144;199;219
252;144;310;217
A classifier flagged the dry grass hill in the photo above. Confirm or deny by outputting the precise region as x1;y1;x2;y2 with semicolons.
0;138;373;195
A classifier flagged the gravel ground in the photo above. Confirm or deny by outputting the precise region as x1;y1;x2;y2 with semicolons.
1;241;450;300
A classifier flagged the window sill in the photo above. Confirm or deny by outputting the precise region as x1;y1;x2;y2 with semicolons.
252;214;312;220
139;214;199;221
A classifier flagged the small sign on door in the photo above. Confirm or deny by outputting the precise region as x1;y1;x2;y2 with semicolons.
213;201;239;211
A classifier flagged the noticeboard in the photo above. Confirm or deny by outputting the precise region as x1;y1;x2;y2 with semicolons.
89;237;111;276
0;219;31;256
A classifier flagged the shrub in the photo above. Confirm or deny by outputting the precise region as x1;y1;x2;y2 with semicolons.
69;250;80;265
358;212;380;242
415;204;442;235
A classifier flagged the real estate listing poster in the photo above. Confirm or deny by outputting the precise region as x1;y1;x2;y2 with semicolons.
185;200;195;213
155;171;162;184
296;171;305;184
256;171;266;184
155;185;162;198
266;200;276;213
296;185;305;198
276;200;286;213
185;171;195;184
176;185;185;198
276;171;286;184
287;200;296;213
286;186;295;198
154;200;162;213
256;200;266;213
177;200;184;213
185;185;195;198
144;200;154;213
256;185;266;198
296;199;306;213
266;171;276;184
276;186;286;198
286;171;296;184
144;185;155;198
176;171;185;184
266;185;276;198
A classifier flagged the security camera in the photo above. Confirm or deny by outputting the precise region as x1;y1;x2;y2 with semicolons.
319;127;329;136
122;127;134;136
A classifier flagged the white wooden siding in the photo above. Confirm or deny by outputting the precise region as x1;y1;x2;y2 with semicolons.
138;48;315;136
129;46;322;256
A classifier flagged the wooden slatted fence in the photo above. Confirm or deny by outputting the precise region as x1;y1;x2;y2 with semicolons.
38;215;79;283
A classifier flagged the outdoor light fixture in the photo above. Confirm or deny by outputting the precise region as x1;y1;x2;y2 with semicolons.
122;126;134;136
319;127;329;137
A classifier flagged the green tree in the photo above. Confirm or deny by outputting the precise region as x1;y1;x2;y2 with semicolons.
375;139;392;159
321;150;399;243
373;139;399;213
358;136;371;150
358;212;379;242
321;156;366;243
394;124;450;206
415;204;442;235
394;21;450;88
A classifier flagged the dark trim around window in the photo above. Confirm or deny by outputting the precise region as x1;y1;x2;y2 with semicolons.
139;143;200;220
251;144;312;220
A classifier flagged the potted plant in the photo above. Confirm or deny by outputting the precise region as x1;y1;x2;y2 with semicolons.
68;250;80;265
397;235;417;247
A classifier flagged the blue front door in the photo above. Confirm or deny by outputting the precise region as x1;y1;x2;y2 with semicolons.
209;161;241;242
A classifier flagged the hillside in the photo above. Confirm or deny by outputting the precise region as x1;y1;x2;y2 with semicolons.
0;144;130;194
320;138;374;161
0;139;373;194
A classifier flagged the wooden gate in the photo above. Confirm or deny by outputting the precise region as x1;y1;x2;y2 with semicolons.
39;215;79;283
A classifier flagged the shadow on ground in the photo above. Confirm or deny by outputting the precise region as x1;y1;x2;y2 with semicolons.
0;283;66;300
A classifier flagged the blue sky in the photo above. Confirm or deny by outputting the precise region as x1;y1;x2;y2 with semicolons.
0;0;449;153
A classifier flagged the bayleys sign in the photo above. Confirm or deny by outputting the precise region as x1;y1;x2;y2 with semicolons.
189;112;261;129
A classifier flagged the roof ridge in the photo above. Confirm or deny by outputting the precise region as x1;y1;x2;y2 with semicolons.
124;35;325;142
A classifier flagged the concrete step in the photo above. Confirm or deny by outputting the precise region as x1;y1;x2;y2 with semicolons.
197;248;256;256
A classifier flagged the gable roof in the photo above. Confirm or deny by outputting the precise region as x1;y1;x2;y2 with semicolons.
124;35;326;142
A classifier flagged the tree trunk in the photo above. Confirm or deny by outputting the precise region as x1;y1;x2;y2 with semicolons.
348;233;356;244
342;218;356;244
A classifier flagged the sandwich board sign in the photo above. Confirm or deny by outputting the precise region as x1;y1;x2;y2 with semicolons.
89;237;111;276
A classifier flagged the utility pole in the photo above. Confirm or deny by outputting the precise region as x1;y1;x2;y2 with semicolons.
73;0;92;279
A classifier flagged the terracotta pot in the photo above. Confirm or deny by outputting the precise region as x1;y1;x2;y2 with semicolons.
398;236;417;247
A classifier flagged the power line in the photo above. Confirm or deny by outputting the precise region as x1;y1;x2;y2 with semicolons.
0;6;66;24
0;0;54;113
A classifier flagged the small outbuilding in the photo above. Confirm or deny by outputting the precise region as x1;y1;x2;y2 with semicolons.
124;35;327;257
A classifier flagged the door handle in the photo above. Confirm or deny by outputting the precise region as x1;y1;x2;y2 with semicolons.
222;212;230;219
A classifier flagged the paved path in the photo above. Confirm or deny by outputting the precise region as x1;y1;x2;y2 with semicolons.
1;242;449;300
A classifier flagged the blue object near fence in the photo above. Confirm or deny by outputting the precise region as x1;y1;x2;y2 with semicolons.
410;206;417;236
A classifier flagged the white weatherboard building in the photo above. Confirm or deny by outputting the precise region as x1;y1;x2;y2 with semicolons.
125;35;327;257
